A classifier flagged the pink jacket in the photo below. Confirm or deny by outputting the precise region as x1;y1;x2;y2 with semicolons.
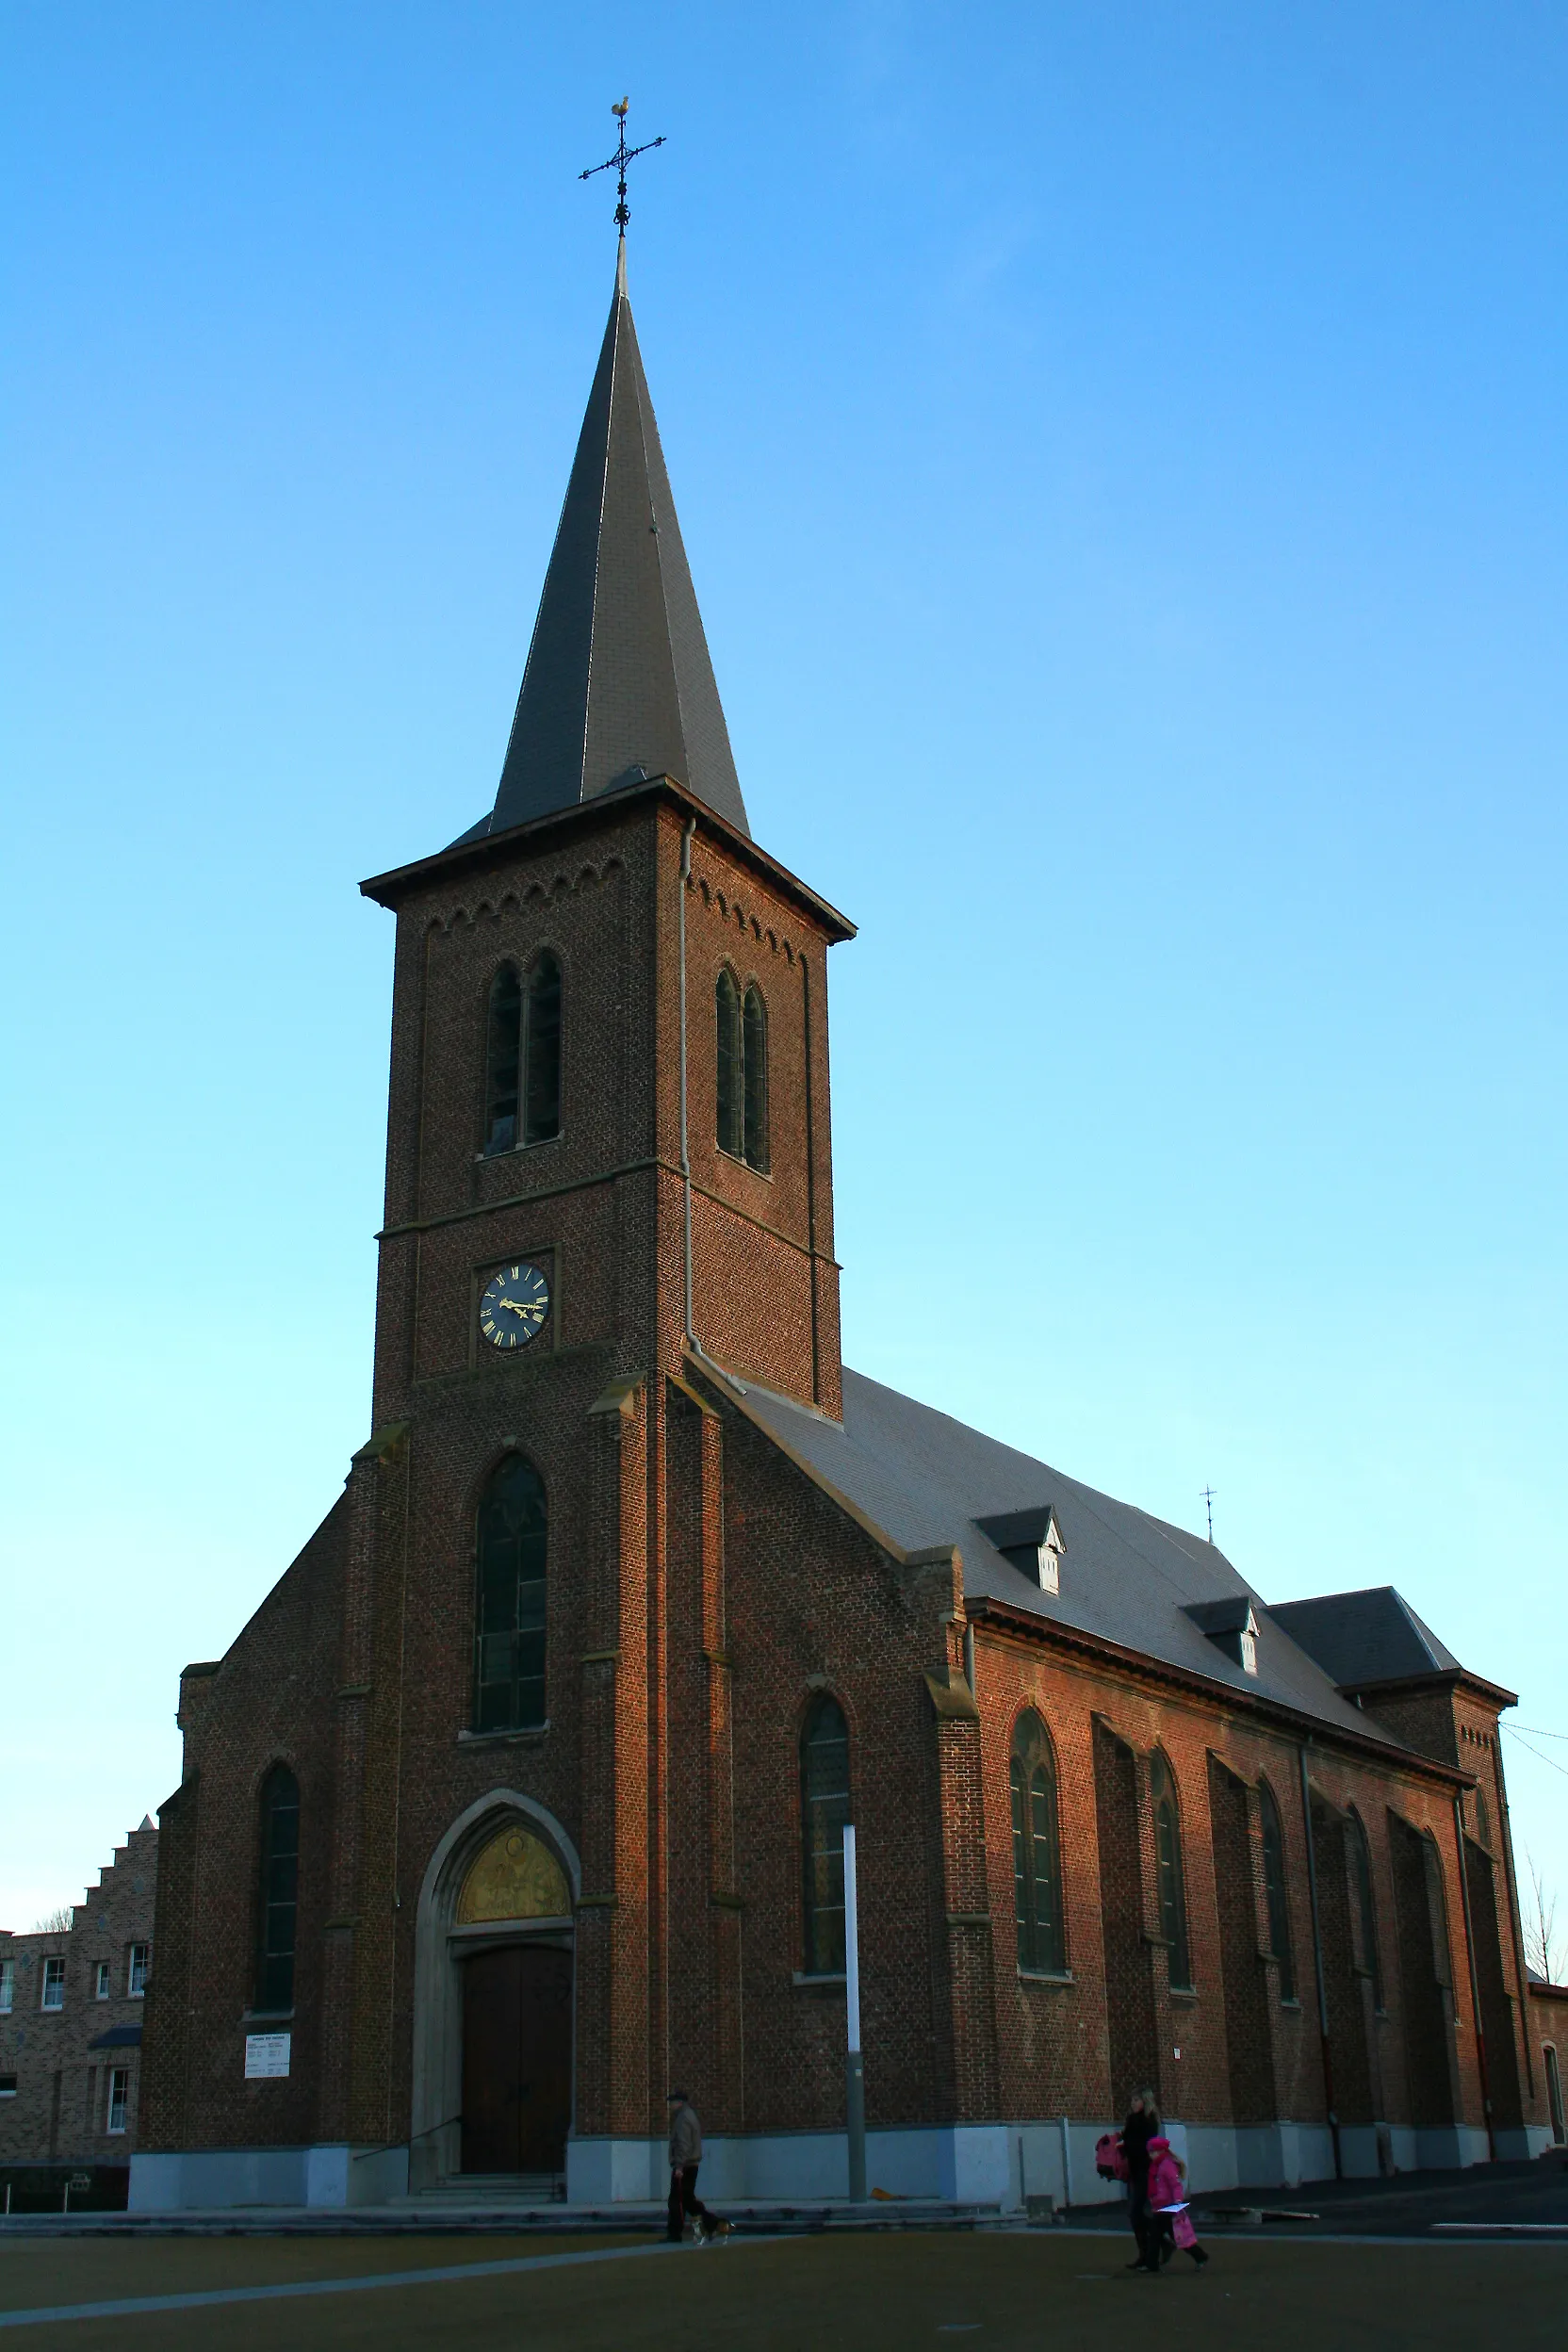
1145;2137;1185;2209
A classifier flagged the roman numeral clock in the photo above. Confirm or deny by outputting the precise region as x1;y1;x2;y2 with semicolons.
479;1262;552;1351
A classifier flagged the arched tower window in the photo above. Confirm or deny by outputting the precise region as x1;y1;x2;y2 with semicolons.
1348;1810;1383;2011
1258;1780;1295;2001
483;963;522;1154
800;1693;851;1974
1010;1709;1066;1974
482;954;562;1154
715;970;743;1157
523;951;562;1144
1150;1752;1192;1990
715;970;769;1171
255;1764;300;2013
743;984;770;1171
474;1453;548;1732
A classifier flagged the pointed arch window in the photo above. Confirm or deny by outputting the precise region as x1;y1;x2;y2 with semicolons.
482;953;562;1154
1258;1780;1295;2001
1348;1810;1383;2011
800;1693;851;1974
742;985;769;1171
715;971;769;1171
715;971;742;1157
1150;1752;1193;1990
1010;1710;1066;1974
255;1765;300;2013
474;1452;548;1732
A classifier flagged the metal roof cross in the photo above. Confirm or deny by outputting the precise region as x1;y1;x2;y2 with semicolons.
580;97;665;235
1200;1486;1217;1544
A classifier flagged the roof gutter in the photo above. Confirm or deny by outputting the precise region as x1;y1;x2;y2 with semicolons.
967;1595;1476;1788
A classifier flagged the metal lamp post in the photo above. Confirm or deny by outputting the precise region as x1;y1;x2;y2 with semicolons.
843;1822;866;2203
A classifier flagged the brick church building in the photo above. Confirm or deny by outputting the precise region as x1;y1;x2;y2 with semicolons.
135;242;1557;2211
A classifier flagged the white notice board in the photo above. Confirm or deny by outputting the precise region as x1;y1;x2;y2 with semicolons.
244;2032;291;2079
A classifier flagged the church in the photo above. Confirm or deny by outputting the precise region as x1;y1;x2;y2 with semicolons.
133;236;1558;2212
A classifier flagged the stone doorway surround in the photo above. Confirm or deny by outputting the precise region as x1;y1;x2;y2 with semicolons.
409;1790;580;2192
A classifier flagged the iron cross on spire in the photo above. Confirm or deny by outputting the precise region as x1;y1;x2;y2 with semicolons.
1200;1486;1217;1544
580;96;665;235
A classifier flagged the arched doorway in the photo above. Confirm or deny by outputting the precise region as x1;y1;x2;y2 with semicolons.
409;1795;580;2190
455;1823;572;2175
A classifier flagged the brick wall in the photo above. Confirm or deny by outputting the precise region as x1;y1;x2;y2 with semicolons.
138;778;1557;2175
0;1822;156;2184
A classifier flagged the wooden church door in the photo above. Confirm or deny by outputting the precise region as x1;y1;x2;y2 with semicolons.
460;1944;572;2173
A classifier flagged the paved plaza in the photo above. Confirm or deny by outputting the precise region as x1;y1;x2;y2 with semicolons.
2;2227;1566;2349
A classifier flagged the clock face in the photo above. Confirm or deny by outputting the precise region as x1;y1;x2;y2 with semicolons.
479;1261;551;1351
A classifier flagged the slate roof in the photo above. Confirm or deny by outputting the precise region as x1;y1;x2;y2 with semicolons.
457;242;748;847
721;1364;1434;1753
1266;1588;1462;1690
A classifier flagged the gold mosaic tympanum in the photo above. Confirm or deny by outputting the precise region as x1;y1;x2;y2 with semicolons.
456;1823;571;1924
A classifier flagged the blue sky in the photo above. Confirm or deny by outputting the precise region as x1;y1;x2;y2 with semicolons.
4;3;1565;1963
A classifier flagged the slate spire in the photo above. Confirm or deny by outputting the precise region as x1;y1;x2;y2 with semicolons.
485;241;749;839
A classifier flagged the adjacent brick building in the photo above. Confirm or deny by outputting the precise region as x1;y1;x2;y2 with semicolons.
133;240;1558;2212
1;1821;156;2208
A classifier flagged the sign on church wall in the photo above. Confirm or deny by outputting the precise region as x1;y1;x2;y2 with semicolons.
244;2032;291;2080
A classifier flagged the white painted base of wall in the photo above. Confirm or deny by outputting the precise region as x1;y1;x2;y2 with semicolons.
1495;2125;1556;2163
128;2144;409;2212
128;2110;1523;2213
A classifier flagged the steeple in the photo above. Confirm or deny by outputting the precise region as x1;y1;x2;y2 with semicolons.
471;246;749;842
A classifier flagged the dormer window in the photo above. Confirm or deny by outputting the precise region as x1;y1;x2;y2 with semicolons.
974;1506;1064;1595
1185;1595;1261;1676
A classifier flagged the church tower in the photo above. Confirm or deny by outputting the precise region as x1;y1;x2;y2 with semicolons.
362;240;852;1426
139;237;868;2205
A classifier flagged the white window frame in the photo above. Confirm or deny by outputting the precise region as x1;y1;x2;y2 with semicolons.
0;1957;13;2014
106;2066;129;2133
95;1961;111;2001
41;1956;64;2011
127;1944;149;1999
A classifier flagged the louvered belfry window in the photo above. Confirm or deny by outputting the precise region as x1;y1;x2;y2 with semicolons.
483;963;522;1154
523;952;562;1143
1010;1709;1066;1974
800;1694;851;1973
474;1452;548;1732
255;1764;300;2012
483;955;562;1154
715;971;769;1171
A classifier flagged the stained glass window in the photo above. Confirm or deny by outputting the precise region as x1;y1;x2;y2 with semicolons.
801;1694;851;1973
255;1765;299;2013
1348;1810;1383;2011
1259;1781;1295;2000
1010;1710;1066;1973
474;1453;549;1733
1151;1752;1193;1991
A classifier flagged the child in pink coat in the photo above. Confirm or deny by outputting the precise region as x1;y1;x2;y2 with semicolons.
1141;2136;1209;2272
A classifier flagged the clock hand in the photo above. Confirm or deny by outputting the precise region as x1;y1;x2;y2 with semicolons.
498;1296;542;1315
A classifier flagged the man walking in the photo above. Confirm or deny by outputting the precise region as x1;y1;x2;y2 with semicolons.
665;2089;727;2244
